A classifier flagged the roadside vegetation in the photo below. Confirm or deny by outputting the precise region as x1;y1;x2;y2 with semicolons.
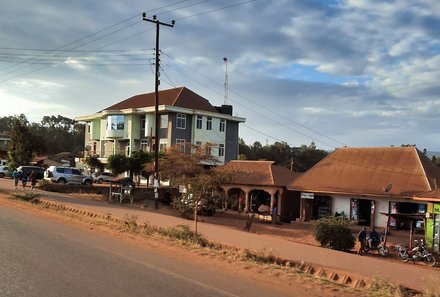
6;194;438;297
313;217;355;251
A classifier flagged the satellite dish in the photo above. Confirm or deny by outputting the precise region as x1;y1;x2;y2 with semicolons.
383;183;392;193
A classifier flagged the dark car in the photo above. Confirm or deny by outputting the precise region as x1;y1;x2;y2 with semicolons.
17;166;45;180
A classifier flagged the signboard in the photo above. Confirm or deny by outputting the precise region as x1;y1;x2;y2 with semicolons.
301;192;314;199
434;203;440;215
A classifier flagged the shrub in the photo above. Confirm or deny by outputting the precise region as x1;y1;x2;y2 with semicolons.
313;217;355;251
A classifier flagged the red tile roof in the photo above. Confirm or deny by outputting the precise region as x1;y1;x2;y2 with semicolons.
222;160;301;187
288;146;440;198
102;87;219;113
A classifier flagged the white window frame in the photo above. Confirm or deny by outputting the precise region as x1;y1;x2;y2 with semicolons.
206;117;212;130
218;144;225;157
176;113;186;129
160;114;169;129
219;119;225;132
176;139;186;153
196;115;202;129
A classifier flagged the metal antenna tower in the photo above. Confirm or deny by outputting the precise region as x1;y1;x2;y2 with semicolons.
223;57;228;105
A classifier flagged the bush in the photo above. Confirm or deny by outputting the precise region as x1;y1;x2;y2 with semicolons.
313;217;355;251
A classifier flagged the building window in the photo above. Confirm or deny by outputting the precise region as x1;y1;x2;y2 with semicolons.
141;115;146;130
159;140;167;152
218;144;224;157
87;123;91;134
219;119;225;132
206;117;212;130
176;139;186;153
140;139;149;151
195;141;202;147
107;115;124;130
196;115;202;129
160;114;168;129
205;144;212;156
176;113;186;129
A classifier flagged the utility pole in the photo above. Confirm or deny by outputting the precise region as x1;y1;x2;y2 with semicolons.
142;14;175;209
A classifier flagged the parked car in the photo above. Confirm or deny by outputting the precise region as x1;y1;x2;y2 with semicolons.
92;172;115;184
0;165;8;178
17;166;45;179
44;166;92;185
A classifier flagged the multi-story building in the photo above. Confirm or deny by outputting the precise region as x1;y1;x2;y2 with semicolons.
76;87;245;165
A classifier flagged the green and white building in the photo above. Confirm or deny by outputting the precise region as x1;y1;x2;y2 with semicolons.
76;87;245;165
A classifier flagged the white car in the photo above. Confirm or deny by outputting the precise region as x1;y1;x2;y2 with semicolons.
92;172;115;184
44;166;92;185
0;166;8;178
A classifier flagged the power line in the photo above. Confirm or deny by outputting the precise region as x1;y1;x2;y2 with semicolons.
160;55;344;149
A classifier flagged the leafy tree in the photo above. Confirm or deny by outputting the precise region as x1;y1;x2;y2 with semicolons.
7;116;34;169
238;139;328;172
160;145;232;235
85;155;104;173
106;154;129;176
128;150;153;184
292;142;328;172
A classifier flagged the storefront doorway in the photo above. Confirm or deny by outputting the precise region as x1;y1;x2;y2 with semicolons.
350;198;375;227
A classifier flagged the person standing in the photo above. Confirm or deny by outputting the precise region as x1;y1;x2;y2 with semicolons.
357;227;367;255
12;169;21;189
29;170;37;190
21;175;28;189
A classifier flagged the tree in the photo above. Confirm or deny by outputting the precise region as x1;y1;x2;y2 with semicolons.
160;145;232;235
106;154;129;176
128;150;153;184
84;155;104;174
7;116;34;169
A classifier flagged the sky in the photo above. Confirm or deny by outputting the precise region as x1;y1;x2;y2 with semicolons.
1;0;440;152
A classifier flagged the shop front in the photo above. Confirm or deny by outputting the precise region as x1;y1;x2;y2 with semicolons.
426;202;440;253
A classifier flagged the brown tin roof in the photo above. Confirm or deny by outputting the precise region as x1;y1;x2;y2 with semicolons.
288;146;440;198
222;160;302;187
102;87;219;113
413;189;440;202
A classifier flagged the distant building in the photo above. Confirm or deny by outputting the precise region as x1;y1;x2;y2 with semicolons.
76;87;245;165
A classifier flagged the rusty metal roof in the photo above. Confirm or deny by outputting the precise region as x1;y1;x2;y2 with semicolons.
102;87;218;113
288;146;440;198
413;189;440;202
222;160;302;187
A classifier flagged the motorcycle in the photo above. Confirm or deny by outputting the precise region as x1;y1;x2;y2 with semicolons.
363;234;389;256
394;239;436;267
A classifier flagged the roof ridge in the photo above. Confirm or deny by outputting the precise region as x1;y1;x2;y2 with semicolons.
172;86;185;106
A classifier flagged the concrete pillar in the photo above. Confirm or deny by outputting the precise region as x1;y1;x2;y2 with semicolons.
245;191;250;212
270;193;275;215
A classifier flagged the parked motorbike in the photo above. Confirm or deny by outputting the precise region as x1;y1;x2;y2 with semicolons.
394;239;436;267
363;234;389;256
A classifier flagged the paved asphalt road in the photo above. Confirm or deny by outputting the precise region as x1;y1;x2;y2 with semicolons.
0;204;307;297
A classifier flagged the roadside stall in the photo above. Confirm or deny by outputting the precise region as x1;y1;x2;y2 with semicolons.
380;212;426;249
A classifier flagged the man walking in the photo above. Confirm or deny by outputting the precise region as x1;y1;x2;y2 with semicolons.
357;227;367;255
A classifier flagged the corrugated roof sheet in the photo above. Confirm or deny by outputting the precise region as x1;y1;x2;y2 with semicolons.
222;160;301;187
102;87;218;113
288;147;440;198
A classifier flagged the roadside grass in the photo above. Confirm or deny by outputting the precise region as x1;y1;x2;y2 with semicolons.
10;192;41;204
9;196;438;297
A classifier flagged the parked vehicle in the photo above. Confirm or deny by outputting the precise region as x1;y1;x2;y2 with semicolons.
92;172;115;184
0;165;8;178
363;233;389;256
44;166;92;185
17;166;45;180
395;239;436;266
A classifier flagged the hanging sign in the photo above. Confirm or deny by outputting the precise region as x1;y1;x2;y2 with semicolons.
301;192;314;199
